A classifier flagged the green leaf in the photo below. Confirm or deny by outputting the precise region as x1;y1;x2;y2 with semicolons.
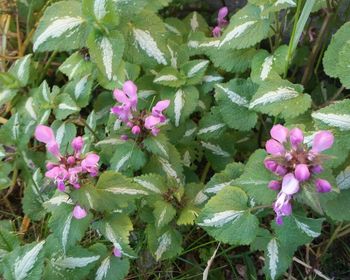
197;107;227;141
53;93;80;120
133;173;168;195
59;51;93;80
48;203;92;253
161;86;199;127
94;256;130;280
153;201;177;230
22;169;46;221
32;1;88;52
323;22;350;79
143;133;170;159
94;213;135;258
181;59;209;85
249;79;311;118
110;141;147;172
0;88;17;107
147;225;183;261
82;0;120;27
183;12;209;33
8;54;32;86
215;79;258;131
324;189;350;221
336;166;350;190
64;74;93;108
197;186;259;245
219;4;271;50
51;121;77;155
3;240;46;280
205;162;244;194
235;149;276;205
153;67;186;88
43;245;100;280
0;220;20;252
336;41;350;88
207;48;256;73
312;99;350;131
87;30;124;81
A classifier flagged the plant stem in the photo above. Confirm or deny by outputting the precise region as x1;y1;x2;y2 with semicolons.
284;0;303;78
322;222;343;256
301;8;334;86
200;162;210;183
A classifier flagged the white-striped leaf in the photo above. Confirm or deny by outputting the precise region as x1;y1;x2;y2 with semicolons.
8;54;32;86
87;30;124;81
32;1;87;52
197;187;258;245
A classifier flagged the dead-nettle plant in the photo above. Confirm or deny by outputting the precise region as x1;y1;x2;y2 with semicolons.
1;0;350;279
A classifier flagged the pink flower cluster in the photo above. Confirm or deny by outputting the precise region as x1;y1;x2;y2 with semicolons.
264;125;334;225
111;81;170;137
35;125;100;219
212;6;229;37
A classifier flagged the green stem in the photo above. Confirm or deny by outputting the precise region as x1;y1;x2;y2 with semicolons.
200;162;211;183
322;223;343;256
39;50;57;82
284;0;303;78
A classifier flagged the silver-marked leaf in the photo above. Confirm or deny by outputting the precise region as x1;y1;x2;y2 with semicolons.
51;121;77;155
87;30;124;81
153;67;186;87
197;186;258;245
53;94;80;120
197;107;227;140
312;99;350;131
8;54;32;86
336;166;350;190
181;59;209;85
59;52;93;80
32;1;87;52
249;79;311;118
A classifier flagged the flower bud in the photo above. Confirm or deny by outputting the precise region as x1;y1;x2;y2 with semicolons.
295;164;310;182
264;159;277;172
311;165;323;174
131;125;141;135
113;247;122;257
268;180;281;191
72;136;84;153
120;134;128;141
73;205;87;219
67;156;76;165
270;124;289;143
315;179;332;193
275;165;287;176
289;128;304;148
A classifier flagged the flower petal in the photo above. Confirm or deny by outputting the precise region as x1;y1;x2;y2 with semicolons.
281;173;299;195
312;131;334;153
35;125;56;144
270;124;289;143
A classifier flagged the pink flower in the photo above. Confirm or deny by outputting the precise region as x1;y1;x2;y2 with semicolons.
315;179;332;193
281;173;299;195
81;153;100;176
212;26;222;37
265;139;285;155
144;115;161;136
312;131;334;153
294;164;310;182
112;81;138;123
268;180;281;191
113;247;122;257
274;192;292;225
131;125;141;135
151;100;170;122
73;205;87;219
72;136;84;154
289;128;304;148
45;166;69;192
35;125;60;158
270;124;289;143
212;6;228;37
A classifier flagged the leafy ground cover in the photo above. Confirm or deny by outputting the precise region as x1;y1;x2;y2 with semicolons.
1;0;350;279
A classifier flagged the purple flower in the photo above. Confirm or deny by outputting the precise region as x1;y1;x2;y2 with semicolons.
270;124;289;143
312;131;334;153
112;81;138;123
113;247;122;257
315;179;332;193
45;166;68;191
72;136;84;154
212;26;222;37
268;180;281;191
289;127;304;148
264;159;277;172
265;139;285;155
281;173;299;195
294;164;310;182
151;100;170;122
35;125;60;158
131;125;141;135
212;6;228;37
73;205;87;219
274;192;292;225
81;153;100;176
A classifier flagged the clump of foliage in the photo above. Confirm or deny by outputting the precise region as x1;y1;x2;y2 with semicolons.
1;0;350;279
